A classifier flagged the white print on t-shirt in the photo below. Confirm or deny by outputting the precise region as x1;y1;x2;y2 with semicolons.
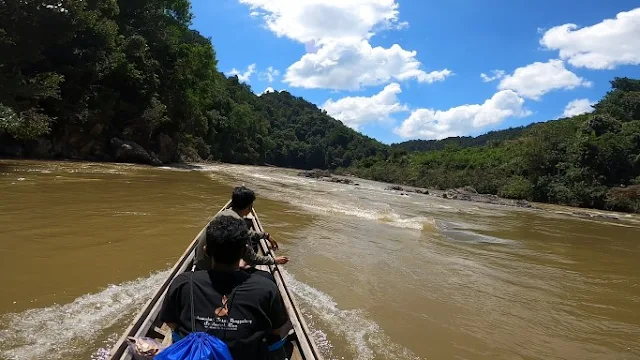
196;315;253;331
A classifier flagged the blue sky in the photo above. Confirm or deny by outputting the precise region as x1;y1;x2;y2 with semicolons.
190;0;640;144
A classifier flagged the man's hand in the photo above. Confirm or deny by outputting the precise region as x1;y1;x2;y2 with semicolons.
267;234;279;250
274;256;289;265
239;259;251;269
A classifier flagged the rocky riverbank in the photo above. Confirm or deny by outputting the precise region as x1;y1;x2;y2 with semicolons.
384;185;429;195
299;169;534;210
297;169;359;185
383;184;533;209
0;134;178;167
438;186;533;208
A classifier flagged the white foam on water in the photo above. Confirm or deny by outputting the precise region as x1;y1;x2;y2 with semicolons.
91;333;121;360
25;169;52;174
244;172;316;186
281;269;421;360
299;202;432;231
0;270;169;360
202;168;431;231
113;211;151;216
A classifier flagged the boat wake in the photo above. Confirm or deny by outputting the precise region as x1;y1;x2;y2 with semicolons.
0;270;169;360
281;269;421;360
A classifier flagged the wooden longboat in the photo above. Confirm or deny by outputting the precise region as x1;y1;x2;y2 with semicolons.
107;201;322;360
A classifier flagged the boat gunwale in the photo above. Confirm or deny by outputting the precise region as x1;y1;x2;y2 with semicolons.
251;209;323;359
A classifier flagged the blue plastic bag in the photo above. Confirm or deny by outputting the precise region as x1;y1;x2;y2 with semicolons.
153;332;232;360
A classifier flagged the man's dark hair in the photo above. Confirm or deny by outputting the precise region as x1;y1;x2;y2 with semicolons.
205;215;249;265
231;186;256;210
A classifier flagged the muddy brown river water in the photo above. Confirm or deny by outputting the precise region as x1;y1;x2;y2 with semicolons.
0;160;639;360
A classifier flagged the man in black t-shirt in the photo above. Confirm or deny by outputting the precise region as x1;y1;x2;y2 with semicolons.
159;214;291;359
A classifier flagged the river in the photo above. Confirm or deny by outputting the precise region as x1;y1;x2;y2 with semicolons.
0;160;639;360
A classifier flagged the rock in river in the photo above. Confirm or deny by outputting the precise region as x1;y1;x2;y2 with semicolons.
297;169;332;178
297;169;355;185
110;138;162;166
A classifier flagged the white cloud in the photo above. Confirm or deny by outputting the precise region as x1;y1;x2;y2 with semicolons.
285;40;452;90
259;87;277;95
259;66;280;83
239;0;403;45
540;8;640;70
240;0;451;90
322;83;408;130
562;98;595;117
227;63;256;83
480;69;505;82
498;59;592;100
304;40;321;54
394;90;531;140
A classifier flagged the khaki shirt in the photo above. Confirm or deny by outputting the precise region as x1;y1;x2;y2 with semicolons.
194;208;274;270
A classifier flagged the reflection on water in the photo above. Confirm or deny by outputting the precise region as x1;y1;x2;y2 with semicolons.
1;160;639;360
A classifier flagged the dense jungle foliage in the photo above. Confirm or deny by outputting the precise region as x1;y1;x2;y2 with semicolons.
0;0;386;169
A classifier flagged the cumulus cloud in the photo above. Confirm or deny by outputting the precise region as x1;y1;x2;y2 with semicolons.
259;66;280;83
498;59;592;100
394;90;531;140
562;98;595;117
285;40;452;90
227;63;256;83
480;69;505;82
322;83;408;130
240;0;450;90
239;0;403;45
540;7;640;70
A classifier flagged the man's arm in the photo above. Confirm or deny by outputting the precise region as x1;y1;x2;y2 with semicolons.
249;228;279;250
193;234;212;270
248;228;266;243
242;243;275;266
243;244;289;266
159;274;188;330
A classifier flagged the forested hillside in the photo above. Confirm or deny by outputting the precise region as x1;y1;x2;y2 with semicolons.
0;0;385;169
347;78;640;213
392;126;529;152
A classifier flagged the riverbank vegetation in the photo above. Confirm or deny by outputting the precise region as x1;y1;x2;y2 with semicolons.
344;78;640;213
1;1;639;213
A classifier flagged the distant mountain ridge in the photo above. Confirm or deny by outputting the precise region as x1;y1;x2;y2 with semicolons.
392;126;532;152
